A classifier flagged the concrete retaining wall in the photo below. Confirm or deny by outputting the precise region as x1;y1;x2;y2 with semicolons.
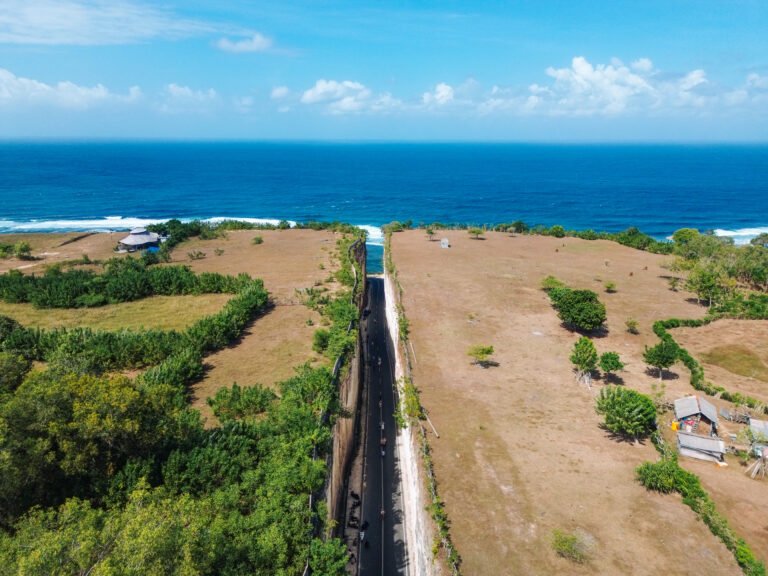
326;240;367;532
384;271;437;576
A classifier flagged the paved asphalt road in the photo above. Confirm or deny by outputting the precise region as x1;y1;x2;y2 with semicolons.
358;278;407;576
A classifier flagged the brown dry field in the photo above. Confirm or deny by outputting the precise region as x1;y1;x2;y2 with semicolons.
391;230;758;575
0;232;124;274
673;320;768;404
1;229;341;427
170;229;339;425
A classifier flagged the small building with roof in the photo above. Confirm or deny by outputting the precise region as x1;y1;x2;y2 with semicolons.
677;431;726;463
674;395;719;436
118;228;160;252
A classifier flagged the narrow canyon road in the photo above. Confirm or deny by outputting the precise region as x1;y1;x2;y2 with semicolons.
358;277;407;576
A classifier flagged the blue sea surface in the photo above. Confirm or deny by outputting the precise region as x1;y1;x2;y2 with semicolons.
1;142;767;272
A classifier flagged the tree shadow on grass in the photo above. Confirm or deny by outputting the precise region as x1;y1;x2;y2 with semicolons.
594;372;625;385
561;323;610;339
473;360;500;368
644;367;679;380
599;425;649;446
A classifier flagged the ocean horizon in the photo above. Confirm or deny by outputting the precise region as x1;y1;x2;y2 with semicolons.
2;142;767;269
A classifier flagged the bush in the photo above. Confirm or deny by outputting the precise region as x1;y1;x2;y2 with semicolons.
604;281;617;293
596;386;656;440
549;288;607;332
541;275;566;292
252;235;264;245
625;318;639;334
551;529;588;563
636;459;679;493
312;329;330;354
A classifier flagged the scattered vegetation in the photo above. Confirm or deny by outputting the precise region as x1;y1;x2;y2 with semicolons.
604;280;617;293
251;235;263;245
0;232;367;574
467;227;484;240
625;318;640;334
637;435;766;576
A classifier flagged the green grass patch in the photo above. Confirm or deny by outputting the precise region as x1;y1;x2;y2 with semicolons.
701;345;768;383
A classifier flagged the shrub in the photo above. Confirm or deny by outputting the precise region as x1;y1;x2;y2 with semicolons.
604;281;617;293
252;236;264;245
599;351;624;375
551;529;588;563
541;275;566;292
467;344;495;366
312;329;330;354
548;225;566;238
636;459;679;493
596;386;656;440
550;288;607;332
625;318;639;334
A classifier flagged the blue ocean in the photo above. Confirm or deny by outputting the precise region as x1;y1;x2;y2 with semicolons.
1;143;767;272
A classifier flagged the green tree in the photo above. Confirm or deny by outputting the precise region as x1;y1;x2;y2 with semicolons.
0;352;31;394
309;538;349;576
426;228;435;241
467;344;495;367
468;227;484;240
551;288;607;332
595;386;656;441
510;220;529;234
643;338;679;380
12;241;32;260
672;228;700;247
549;225;566;238
599;352;624;378
570;337;597;385
685;263;735;307
750;232;768;248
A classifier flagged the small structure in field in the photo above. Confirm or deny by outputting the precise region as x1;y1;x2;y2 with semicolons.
677;431;726;463
749;418;768;457
118;227;160;252
440;238;450;249
674;395;719;436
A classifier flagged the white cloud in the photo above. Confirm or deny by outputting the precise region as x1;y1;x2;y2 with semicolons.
422;82;454;106
158;83;217;114
270;86;289;100
0;0;214;45
301;79;369;104
299;79;401;115
747;73;768;90
543;56;655;115
632;58;654;73
0;67;141;108
678;69;707;91
216;33;272;53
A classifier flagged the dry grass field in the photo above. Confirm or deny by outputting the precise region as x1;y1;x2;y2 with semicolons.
169;229;340;425
0;294;231;331
391;229;755;575
0;232;125;274
1;229;342;427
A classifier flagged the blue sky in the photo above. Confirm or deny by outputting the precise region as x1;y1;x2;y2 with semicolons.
1;0;767;140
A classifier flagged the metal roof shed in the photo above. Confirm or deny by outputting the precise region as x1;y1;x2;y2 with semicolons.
750;419;768;440
677;432;725;463
674;396;718;425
